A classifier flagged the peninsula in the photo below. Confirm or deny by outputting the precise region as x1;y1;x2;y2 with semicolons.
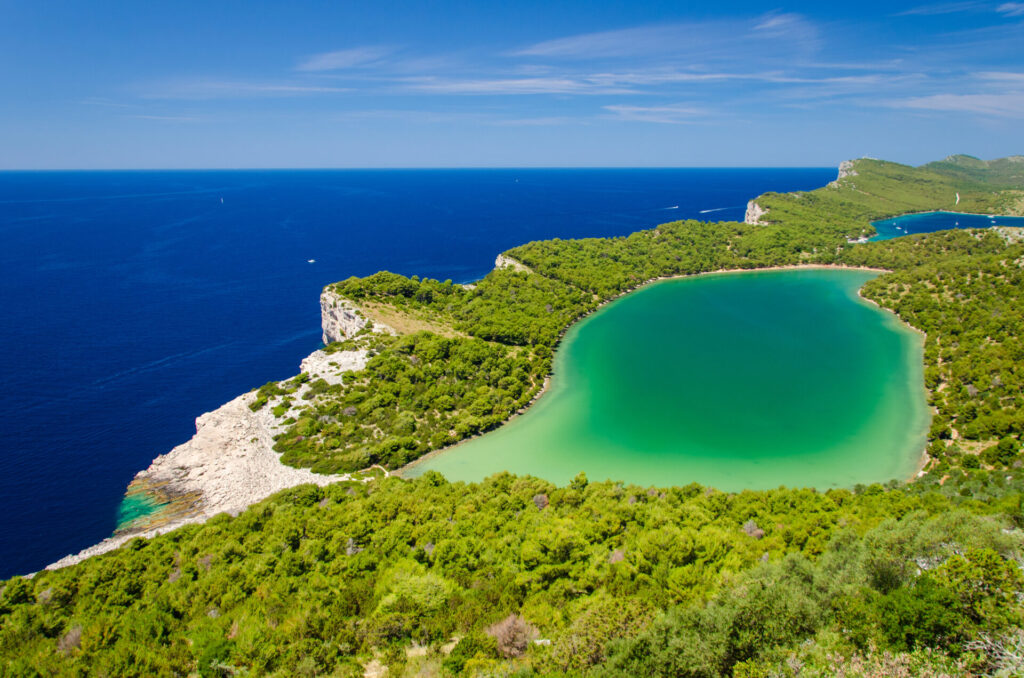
47;154;1024;567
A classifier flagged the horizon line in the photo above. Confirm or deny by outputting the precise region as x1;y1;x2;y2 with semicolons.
0;164;840;172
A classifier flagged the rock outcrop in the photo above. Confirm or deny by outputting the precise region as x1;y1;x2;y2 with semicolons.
320;287;371;344
46;389;345;570
46;334;377;570
744;201;768;225
494;254;533;274
300;348;368;385
828;159;860;188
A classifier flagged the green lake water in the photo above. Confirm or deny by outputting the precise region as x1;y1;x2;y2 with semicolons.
407;269;930;490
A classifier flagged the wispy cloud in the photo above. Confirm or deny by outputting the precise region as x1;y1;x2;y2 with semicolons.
402;76;636;95
603;104;706;124
80;97;139;108
125;114;201;122
491;116;580;126
894;2;983;16
296;46;393;71
887;91;1024;116
122;11;1024;128
511;24;691;58
586;70;887;87
328;109;580;126
585;71;747;86
976;70;1024;81
141;80;350;99
996;2;1024;16
510;14;820;61
753;12;817;40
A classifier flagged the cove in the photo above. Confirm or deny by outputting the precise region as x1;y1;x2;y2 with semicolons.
407;269;930;490
871;211;1024;240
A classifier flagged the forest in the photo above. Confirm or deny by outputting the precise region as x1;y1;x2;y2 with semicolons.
3;156;1024;676
265;158;1024;478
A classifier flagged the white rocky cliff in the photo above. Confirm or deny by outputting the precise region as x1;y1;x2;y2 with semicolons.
829;159;860;188
837;159;858;180
744;201;768;225
494;253;533;274
46;293;381;571
321;286;372;344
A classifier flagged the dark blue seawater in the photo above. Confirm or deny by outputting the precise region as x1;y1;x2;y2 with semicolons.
872;210;1024;240
0;168;833;577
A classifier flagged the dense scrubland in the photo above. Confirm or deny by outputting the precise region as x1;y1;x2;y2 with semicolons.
268;157;1024;478
4;155;1024;676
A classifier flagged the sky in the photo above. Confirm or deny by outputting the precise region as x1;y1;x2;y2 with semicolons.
1;0;1023;168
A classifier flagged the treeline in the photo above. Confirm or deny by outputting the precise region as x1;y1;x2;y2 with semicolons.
329;269;593;346
753;158;1018;240
268;157;1024;477
272;332;549;473
837;230;1024;471
2;471;1022;676
923;153;1024;193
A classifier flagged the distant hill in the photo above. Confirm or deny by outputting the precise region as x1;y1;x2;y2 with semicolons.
922;154;1024;188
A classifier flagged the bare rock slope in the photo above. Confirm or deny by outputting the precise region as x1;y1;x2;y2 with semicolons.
46;296;380;570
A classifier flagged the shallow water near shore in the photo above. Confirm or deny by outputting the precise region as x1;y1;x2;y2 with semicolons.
116;492;168;530
409;269;930;490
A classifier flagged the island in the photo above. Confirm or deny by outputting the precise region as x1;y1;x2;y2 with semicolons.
3;154;1024;677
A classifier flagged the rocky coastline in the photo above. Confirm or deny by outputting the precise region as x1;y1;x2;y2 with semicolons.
41;160;940;572
45;294;382;571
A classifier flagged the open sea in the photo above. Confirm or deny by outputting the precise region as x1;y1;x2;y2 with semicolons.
0;168;836;577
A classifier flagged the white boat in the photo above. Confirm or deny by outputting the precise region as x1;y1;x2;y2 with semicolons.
307;259;316;263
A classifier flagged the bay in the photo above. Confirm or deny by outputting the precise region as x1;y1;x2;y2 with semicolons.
872;210;1024;240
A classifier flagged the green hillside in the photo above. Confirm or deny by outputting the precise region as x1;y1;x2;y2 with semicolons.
3;157;1024;677
923;154;1024;189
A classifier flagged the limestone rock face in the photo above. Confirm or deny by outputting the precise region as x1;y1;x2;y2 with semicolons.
837;159;859;180
46;318;380;571
320;287;369;344
494;254;533;274
137;392;337;517
744;201;768;225
300;349;368;385
46;389;344;570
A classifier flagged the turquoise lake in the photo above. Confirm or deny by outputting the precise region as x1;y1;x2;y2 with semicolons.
408;269;930;490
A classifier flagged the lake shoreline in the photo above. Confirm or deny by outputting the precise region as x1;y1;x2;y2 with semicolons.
402;263;930;486
875;209;1009;220
855;290;934;481
38;218;934;573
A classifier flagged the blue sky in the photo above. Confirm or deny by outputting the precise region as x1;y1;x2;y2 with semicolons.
2;0;1022;168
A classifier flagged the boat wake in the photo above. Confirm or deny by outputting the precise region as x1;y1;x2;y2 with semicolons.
92;341;238;388
699;206;740;214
